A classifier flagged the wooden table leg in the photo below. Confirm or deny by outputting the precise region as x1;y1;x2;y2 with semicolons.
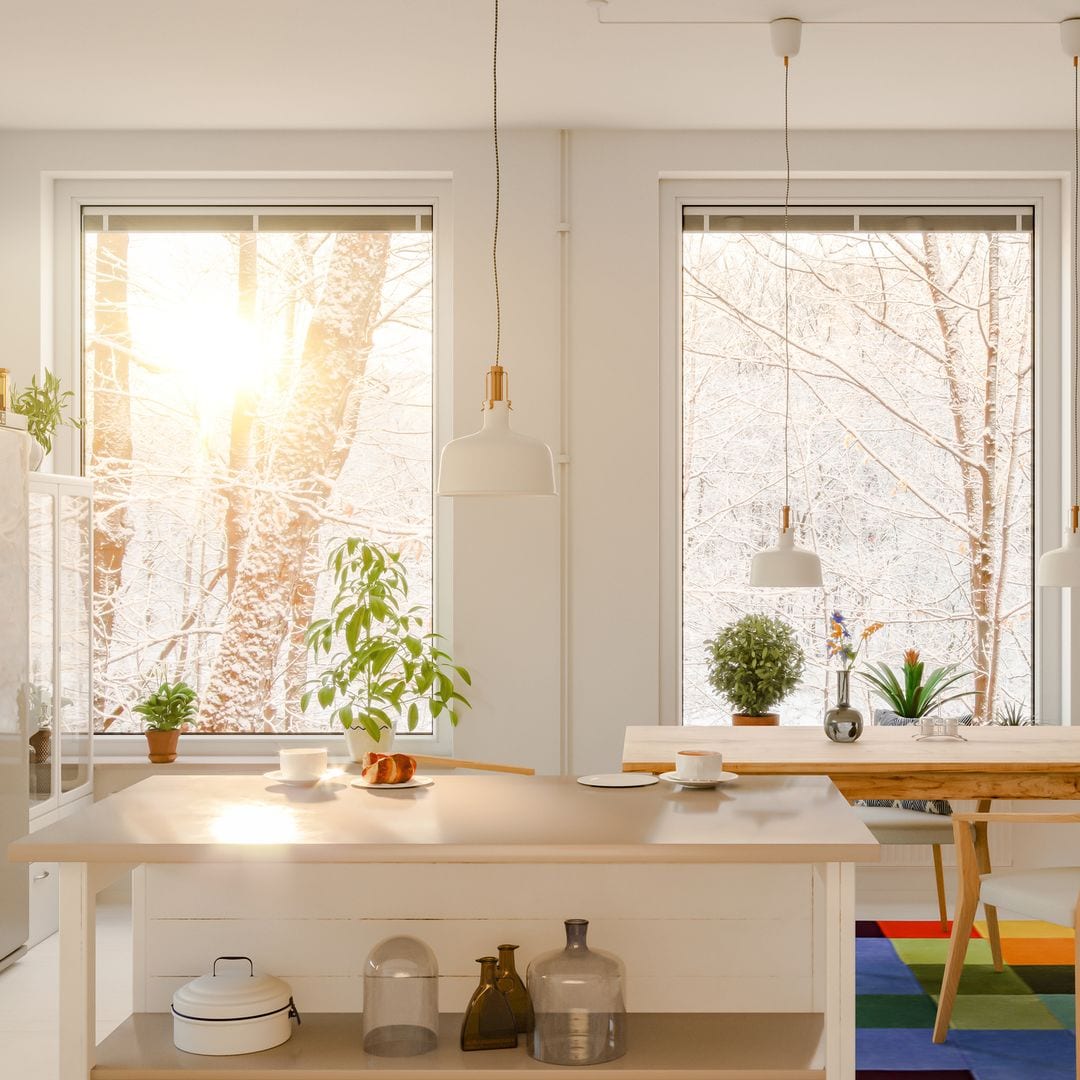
973;798;1003;972
59;863;95;1080
823;862;856;1079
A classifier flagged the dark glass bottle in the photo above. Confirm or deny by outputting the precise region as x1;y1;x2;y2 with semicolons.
460;956;518;1051
496;943;534;1034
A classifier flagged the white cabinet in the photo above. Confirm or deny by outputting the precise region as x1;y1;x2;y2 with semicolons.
28;474;93;818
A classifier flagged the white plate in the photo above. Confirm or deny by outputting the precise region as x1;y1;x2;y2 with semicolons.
659;770;738;789
350;775;435;791
577;773;659;788
263;769;342;786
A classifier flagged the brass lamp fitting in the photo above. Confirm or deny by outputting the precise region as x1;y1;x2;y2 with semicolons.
484;363;512;410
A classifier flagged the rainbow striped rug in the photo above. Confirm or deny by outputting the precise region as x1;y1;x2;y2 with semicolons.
857;920;1075;1078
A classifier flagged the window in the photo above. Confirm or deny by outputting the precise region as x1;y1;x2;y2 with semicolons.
83;207;435;735
680;207;1034;725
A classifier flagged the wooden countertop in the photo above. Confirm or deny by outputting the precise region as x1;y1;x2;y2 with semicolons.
8;773;878;865
622;724;1080;773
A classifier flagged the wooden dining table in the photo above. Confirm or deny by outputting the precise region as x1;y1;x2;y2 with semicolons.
622;724;1080;801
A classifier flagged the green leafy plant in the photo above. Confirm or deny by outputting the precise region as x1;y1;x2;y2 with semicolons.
705;614;805;717
133;680;199;732
859;649;971;719
302;537;471;740
995;701;1037;726
11;369;84;456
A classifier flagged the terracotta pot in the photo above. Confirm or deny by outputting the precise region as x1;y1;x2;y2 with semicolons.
145;729;180;763
731;713;780;726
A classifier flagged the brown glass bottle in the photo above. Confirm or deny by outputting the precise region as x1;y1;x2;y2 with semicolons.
460;956;518;1051
496;944;534;1034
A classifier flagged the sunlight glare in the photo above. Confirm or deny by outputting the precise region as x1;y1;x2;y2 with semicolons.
210;803;299;844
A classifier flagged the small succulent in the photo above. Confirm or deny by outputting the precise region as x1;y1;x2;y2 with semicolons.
859;649;972;719
995;701;1037;726
133;680;198;732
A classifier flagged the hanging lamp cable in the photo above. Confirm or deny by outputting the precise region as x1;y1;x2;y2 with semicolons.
492;0;502;368
1073;54;1078;514
783;54;791;514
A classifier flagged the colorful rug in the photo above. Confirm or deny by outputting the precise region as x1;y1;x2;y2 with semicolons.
857;919;1076;1079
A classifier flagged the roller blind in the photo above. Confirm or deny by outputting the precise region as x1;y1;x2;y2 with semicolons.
82;206;434;233
683;206;1034;233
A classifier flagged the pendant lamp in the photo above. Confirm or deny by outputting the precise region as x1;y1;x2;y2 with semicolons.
436;0;556;496
749;18;823;588
1039;18;1080;586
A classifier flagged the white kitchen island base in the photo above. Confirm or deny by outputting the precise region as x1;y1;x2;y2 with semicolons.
11;774;875;1079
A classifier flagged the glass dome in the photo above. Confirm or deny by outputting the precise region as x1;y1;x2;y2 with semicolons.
527;919;627;1065
362;936;439;1057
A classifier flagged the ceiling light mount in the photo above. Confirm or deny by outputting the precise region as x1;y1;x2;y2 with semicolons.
769;17;802;59
1062;16;1080;58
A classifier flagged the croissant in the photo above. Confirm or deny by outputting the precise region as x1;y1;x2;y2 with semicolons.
361;752;417;785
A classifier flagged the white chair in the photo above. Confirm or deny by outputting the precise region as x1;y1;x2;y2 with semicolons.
855;805;956;932
933;810;1080;1073
854;800;1005;963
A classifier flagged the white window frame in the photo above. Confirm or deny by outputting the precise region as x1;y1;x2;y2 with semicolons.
659;176;1066;728
49;175;455;757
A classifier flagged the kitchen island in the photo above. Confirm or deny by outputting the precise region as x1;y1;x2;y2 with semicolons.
9;773;878;1079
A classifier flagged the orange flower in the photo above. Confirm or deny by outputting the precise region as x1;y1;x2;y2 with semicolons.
861;622;884;640
904;648;921;667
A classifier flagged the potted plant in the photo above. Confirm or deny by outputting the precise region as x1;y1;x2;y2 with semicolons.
705;614;805;726
11;369;83;470
859;649;971;722
134;680;198;763
302;537;472;762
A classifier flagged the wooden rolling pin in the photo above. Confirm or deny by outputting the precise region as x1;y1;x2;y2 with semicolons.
410;754;534;776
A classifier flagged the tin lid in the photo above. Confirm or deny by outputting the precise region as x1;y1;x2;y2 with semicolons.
171;956;293;1021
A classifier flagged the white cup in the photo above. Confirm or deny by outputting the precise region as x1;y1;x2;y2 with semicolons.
279;746;328;781
675;749;723;782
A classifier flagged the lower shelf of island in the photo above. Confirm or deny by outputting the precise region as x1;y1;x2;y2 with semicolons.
92;1012;826;1079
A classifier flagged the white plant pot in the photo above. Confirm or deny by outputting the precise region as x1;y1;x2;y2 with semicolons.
28;441;44;471
343;724;395;762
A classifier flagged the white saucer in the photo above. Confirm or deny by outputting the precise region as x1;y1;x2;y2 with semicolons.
659;770;738;789
351;775;435;791
263;769;342;786
577;773;659;788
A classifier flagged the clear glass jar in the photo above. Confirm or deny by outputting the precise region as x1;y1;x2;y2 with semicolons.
362;936;439;1057
527;919;627;1065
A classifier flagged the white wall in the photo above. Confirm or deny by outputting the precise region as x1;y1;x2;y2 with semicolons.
0;127;1074;778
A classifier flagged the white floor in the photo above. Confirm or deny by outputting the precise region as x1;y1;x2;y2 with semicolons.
0;884;132;1080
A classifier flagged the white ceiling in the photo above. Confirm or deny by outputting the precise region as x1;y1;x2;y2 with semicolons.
3;0;1080;131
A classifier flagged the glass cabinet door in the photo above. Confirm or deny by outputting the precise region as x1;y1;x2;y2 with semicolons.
27;489;55;809
58;486;92;800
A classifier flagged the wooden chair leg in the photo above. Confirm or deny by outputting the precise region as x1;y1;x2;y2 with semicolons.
934;819;981;1043
932;844;948;933
974;799;1003;972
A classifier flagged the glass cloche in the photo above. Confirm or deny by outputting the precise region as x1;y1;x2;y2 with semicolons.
362;936;439;1057
527;919;627;1065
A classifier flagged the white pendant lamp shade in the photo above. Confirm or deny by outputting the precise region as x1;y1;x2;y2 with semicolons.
435;0;556;498
1039;518;1080;587
749;17;823;589
750;508;823;587
437;368;555;496
1040;20;1080;586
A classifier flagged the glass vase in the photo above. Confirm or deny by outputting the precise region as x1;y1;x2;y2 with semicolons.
527;919;627;1066
361;936;438;1057
461;956;518;1051
496;943;534;1034
824;669;864;743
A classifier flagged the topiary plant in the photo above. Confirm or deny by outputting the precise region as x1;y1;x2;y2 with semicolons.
705;614;805;718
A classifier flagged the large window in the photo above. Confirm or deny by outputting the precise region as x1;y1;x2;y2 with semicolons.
681;207;1034;725
83;207;435;734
